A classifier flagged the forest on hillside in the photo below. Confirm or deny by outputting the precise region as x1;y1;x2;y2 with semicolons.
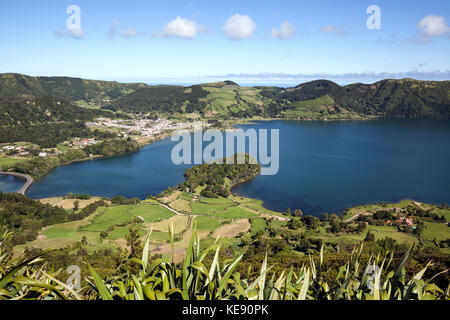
0;97;118;147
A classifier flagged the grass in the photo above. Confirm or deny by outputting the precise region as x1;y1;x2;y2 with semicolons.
368;226;418;244
128;205;174;222
190;201;234;216
56;143;71;152
281;95;366;120
12;209;102;256
305;224;418;247
149;231;170;243
81;204;173;232
421;221;449;242
200;85;265;115
0;156;29;170
200;235;243;254
341;200;421;220
81;205;134;232
169;199;191;212
215;206;258;219
250;218;267;235
39;197;105;210
108;226;146;240
160;191;181;204
196;216;224;231
180;192;195;201
147;215;189;233
294;95;335;110
200;197;234;205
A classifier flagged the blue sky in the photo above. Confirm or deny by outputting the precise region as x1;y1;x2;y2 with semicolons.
0;0;449;84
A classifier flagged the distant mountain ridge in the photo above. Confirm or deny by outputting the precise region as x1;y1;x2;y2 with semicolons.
0;73;449;119
261;78;450;119
0;73;147;105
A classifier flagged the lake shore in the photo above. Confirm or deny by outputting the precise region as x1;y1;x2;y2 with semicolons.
0;171;33;195
4;119;450;218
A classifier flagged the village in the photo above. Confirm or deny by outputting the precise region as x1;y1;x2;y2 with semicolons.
0;137;100;159
0;118;209;165
86;117;199;138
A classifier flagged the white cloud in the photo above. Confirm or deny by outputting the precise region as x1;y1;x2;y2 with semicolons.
417;15;450;42
320;25;349;37
154;16;197;39
222;14;256;40
120;28;139;39
271;21;296;39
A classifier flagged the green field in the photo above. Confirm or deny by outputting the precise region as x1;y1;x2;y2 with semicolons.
190;201;235;215
81;204;173;232
196;216;224;231
421;221;449;242
294;95;335;109
0;156;29;170
250;218;267;235
180;192;195;201
108;226;146;240
368;226;419;244
215;206;258;219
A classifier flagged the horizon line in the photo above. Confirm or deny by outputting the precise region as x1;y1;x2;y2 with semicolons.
1;71;449;87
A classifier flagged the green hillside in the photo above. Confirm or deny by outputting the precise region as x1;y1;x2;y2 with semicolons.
1;73;449;120
105;81;269;118
0;96;116;147
0;96;111;126
272;79;450;119
0;73;146;106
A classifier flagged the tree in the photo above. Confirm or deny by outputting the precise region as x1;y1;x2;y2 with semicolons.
294;209;303;217
330;218;342;233
413;221;425;236
364;230;375;242
302;216;320;230
287;218;302;230
100;231;108;242
322;213;329;222
73;200;79;211
356;221;367;234
286;208;291;216
330;214;340;222
126;225;142;258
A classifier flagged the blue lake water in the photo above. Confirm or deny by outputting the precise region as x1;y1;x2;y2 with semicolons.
232;120;450;215
15;120;450;216
0;175;24;193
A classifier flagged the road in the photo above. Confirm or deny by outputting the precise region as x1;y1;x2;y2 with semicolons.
344;211;371;223
0;171;34;195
